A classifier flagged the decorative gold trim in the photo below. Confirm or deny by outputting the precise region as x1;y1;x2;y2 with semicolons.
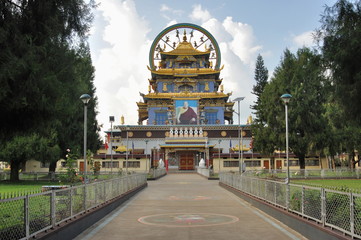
128;132;134;137
146;132;152;137
221;131;227;137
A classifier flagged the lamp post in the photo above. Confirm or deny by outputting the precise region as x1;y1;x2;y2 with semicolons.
109;116;114;174
281;93;292;184
233;97;245;173
218;139;221;174
80;94;91;183
145;140;149;173
126;126;129;173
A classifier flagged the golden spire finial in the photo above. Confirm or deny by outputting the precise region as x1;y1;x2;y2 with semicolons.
183;29;187;42
121;115;125;125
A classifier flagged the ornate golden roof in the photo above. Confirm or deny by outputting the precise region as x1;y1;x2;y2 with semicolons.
141;92;231;99
161;41;210;56
147;65;223;76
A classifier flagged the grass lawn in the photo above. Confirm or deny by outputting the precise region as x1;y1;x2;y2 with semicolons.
0;181;65;195
292;179;361;191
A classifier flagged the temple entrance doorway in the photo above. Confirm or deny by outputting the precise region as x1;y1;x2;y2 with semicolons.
179;152;194;170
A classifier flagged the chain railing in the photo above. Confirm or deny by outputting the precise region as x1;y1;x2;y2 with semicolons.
0;173;147;240
220;173;361;239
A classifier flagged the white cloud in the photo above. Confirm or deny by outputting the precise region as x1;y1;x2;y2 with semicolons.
160;4;170;12
292;31;315;48
222;17;262;66
90;2;264;135
195;11;262;123
189;4;212;23
89;0;151;134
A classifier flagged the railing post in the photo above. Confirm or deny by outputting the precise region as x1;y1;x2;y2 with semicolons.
274;182;277;205
350;192;354;238
103;181;106;202
83;185;87;211
301;186;305;215
51;190;56;228
24;195;29;238
321;188;326;226
70;188;73;216
286;183;290;210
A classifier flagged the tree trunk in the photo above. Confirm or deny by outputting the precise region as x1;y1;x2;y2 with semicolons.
10;161;20;181
298;154;306;169
349;152;355;169
49;161;57;172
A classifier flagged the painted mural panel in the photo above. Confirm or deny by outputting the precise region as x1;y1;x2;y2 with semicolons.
175;100;198;125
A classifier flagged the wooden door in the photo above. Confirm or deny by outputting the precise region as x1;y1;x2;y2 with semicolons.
276;160;282;169
79;162;84;172
263;160;269;169
179;153;194;170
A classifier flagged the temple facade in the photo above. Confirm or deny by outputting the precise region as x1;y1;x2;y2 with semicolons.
81;23;323;174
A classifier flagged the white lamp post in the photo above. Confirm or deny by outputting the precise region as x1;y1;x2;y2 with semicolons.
233;97;245;173
218;139;221;174
80;94;91;183
281;93;292;184
109;116;114;174
145;140;149;173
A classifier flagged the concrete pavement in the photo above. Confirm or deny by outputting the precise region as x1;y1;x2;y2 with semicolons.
75;174;307;240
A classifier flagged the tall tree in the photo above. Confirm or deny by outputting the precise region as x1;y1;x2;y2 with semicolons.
254;48;328;169
251;54;269;115
318;0;361;167
0;0;100;180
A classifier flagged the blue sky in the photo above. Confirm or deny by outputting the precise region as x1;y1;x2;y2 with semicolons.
88;0;337;134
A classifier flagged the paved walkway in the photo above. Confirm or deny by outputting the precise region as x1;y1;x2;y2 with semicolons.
75;174;307;240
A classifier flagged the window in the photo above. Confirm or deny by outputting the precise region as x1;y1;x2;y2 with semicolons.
244;160;261;167
41;162;50;168
155;112;167;125
223;161;239;167
123;161;140;168
205;112;217;124
102;161;119;168
306;159;319;166
61;161;66;167
179;84;193;92
284;160;299;167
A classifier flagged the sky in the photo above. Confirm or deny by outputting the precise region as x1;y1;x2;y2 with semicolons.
88;0;338;137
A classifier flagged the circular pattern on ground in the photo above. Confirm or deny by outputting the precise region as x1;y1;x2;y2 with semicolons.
138;213;239;227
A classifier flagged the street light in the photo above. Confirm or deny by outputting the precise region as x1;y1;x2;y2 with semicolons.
145;140;149;173
233;97;245;173
281;93;292;184
109;116;115;174
218;139;221;174
80;94;91;183
126;126;129;173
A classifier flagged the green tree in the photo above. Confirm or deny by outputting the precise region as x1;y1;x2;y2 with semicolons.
0;0;100;180
251;54;277;164
318;0;361;167
255;48;328;169
251;54;269;115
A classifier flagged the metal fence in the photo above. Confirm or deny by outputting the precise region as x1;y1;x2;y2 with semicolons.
243;168;361;180
0;171;129;181
220;173;361;239
0;173;147;240
149;168;166;178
